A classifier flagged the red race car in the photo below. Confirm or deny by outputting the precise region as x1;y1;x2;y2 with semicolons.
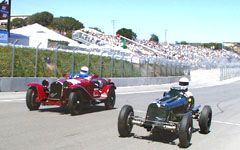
26;73;116;115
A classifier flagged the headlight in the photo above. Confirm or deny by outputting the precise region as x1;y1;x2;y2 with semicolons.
63;81;70;88
188;98;192;102
42;79;49;87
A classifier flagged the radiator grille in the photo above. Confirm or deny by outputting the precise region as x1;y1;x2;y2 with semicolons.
49;82;62;99
146;103;168;122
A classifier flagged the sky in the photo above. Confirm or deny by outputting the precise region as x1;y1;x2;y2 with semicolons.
11;0;240;43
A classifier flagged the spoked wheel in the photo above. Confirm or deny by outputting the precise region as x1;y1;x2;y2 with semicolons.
179;113;193;148
68;92;83;116
26;88;40;111
105;88;116;110
199;105;212;134
118;105;134;137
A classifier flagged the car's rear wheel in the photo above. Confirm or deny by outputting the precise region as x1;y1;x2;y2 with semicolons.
105;88;116;110
118;105;134;137
179;113;193;148
199;105;212;134
68;91;83;116
26;88;40;111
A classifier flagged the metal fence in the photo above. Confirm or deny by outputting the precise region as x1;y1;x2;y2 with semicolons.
7;41;190;78
220;63;240;80
3;41;240;79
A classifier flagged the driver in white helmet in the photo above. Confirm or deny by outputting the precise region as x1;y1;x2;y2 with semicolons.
179;77;193;97
79;66;89;78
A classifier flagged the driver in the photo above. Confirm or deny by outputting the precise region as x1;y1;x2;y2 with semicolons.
179;77;189;89
78;66;89;78
179;77;193;97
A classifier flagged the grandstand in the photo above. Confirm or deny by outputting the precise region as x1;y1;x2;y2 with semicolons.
1;24;238;70
72;28;240;69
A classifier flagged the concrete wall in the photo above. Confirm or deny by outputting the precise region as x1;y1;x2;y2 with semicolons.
0;76;183;92
0;77;57;92
110;76;182;87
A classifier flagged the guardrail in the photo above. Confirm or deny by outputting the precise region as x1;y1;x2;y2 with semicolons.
0;76;183;92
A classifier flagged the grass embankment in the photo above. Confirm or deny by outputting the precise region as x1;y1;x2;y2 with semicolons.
0;46;184;78
0;46;141;77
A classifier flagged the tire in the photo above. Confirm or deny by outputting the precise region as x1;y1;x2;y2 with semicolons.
179;113;193;148
68;91;83;116
105;88;116;110
118;105;134;137
199;105;212;134
26;88;40;111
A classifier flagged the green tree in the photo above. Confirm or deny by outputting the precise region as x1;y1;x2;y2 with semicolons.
50;17;84;35
116;28;137;40
11;18;27;28
202;43;222;50
149;34;159;43
27;11;53;26
180;41;188;45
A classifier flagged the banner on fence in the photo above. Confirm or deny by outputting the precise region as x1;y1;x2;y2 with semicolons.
0;30;8;43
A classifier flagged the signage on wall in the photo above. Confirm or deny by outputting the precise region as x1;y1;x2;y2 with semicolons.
0;0;9;19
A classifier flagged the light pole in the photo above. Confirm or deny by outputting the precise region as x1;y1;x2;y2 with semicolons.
164;29;168;44
112;20;116;36
7;0;11;38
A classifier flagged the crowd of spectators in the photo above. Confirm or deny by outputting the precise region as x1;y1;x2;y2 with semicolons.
73;29;240;67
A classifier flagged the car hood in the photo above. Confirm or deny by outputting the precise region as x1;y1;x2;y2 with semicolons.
57;77;91;86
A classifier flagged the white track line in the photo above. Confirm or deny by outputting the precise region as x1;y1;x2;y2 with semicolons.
117;89;165;95
0;99;25;102
212;120;240;127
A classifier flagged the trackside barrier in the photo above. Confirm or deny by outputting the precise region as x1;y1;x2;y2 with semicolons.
0;76;184;92
220;64;240;80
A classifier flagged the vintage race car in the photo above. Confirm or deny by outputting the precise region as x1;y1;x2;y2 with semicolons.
26;73;116;115
118;85;212;148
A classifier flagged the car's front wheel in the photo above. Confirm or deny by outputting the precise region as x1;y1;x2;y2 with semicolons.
68;91;83;115
26;88;40;111
199;105;212;134
118;105;134;137
179;113;193;148
105;88;116;110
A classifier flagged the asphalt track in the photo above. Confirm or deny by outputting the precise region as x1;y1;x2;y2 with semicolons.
0;78;240;150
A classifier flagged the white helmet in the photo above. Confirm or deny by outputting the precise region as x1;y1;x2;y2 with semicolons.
179;77;189;86
80;66;89;75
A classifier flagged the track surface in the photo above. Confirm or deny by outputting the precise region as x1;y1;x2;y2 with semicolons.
0;79;240;150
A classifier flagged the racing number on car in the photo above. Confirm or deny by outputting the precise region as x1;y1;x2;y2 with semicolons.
93;88;100;96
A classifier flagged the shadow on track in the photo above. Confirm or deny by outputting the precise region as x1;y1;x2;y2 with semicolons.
127;128;199;148
133;130;178;145
38;105;117;115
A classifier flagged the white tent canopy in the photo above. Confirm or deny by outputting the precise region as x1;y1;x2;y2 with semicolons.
11;23;82;48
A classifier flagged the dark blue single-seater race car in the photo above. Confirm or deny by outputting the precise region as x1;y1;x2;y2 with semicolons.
117;77;212;148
